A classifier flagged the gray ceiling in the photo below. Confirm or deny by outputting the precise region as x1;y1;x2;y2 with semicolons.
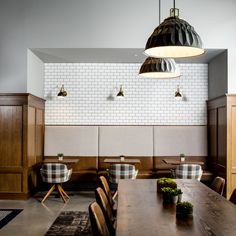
31;48;226;64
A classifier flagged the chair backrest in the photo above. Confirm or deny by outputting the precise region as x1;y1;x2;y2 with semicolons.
229;189;236;205
89;202;110;236
210;176;225;195
108;164;138;184
99;176;114;208
40;163;72;183
95;187;115;236
175;164;203;181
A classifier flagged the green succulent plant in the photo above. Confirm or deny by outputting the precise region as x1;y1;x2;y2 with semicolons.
157;178;177;192
57;153;64;157
176;201;193;215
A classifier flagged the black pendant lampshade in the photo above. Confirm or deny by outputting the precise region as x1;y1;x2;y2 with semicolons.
139;57;180;79
145;6;204;58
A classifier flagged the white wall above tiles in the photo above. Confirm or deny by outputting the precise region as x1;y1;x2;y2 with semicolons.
44;63;208;125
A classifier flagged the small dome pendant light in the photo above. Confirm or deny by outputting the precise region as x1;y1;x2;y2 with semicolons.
57;84;67;97
139;57;180;79
145;0;204;58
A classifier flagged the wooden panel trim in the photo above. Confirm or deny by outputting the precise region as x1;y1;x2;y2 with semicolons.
207;95;226;109
0;167;24;172
0;193;30;200
0;93;45;108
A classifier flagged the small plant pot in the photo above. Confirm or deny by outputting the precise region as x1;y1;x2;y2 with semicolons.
176;210;193;217
58;156;63;161
178;194;182;203
180;157;185;162
176;202;193;216
163;193;173;204
172;195;178;204
157;183;164;193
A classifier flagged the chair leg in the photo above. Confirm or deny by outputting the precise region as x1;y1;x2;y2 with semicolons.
58;184;70;199
112;191;118;200
41;184;56;203
57;185;67;203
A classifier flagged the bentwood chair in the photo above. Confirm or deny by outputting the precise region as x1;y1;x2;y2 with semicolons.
40;163;72;203
173;164;203;181
229;189;236;205
210;176;225;195
95;187;116;236
89;202;110;236
98;176;117;214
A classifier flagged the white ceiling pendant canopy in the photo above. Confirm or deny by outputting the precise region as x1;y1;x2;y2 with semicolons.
145;0;204;58
139;57;180;79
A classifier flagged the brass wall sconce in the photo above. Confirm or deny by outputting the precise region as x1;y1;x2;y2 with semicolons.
57;85;67;97
175;85;183;100
117;85;124;98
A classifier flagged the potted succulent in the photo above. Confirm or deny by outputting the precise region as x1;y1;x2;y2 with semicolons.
180;153;185;162
161;187;174;203
157;178;177;193
57;153;64;161
171;188;182;203
176;201;193;216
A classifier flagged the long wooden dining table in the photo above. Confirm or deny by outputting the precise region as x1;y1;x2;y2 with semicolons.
116;179;236;236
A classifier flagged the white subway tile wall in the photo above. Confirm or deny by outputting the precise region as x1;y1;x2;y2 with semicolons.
44;63;208;125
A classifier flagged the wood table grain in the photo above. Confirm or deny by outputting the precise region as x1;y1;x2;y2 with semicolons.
116;179;236;236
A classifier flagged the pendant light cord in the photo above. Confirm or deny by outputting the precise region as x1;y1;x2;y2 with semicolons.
159;0;161;24
173;0;176;16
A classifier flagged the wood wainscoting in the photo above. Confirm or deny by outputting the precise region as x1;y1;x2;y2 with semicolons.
207;94;236;198
0;94;45;199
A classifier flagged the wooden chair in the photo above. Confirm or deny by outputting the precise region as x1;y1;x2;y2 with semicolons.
98;176;117;213
95;187;116;236
40;163;72;203
173;164;203;181
229;189;236;205
88;202;110;236
210;176;225;195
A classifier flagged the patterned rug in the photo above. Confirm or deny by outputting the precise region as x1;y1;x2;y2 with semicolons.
45;211;92;236
0;209;23;229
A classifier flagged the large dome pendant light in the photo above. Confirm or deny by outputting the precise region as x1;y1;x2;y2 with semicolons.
145;0;204;58
139;0;180;79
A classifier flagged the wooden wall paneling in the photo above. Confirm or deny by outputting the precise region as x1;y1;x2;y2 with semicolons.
208;108;217;172
27;106;36;168
0;173;22;192
227;95;236;198
0;106;23;167
36;109;44;163
217;106;227;179
207;96;227;196
0;94;45;199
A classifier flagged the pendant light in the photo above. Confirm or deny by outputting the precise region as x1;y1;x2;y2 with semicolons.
139;0;180;79
139;57;180;79
145;0;204;58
